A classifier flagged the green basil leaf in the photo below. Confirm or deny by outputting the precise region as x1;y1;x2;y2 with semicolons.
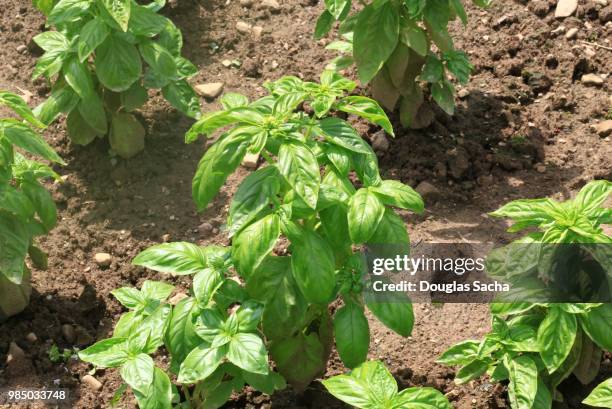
33;79;80;126
192;130;249;211
317;117;372;154
101;0;130;31
348;188;385;243
507;355;538;409
270;333;326;392
95;35;142;92
431;80;455;115
322;375;373;408
335;96;394;136
0;92;45;128
162;80;200;119
394;387;452;409
129;3;168;37
583;378;612;408
437;340;480;366
353;2;399;83
133;367;173;409
0;213;29;284
177;343;227;384
78;18;110;62
455;358;490;384
78;338;129;368
278;141;320;209
537;306;577;373
314;10;334;40
365;298;414;337
228;166;281;237
120;353;154;394
48;0;91;26
232;213;281;279
164;297;201;373
334;301;369;369
227;333;269;374
289;226;336;304
581;304;612;351
1;120;64;164
132;242;210;275
371;180;424;213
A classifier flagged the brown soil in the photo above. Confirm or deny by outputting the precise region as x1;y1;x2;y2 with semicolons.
0;0;611;408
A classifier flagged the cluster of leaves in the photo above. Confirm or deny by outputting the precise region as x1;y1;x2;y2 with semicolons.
32;0;200;158
323;360;452;409
439;180;612;409
0;92;63;290
316;0;492;127
79;71;424;407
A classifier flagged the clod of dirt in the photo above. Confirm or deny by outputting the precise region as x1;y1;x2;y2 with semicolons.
600;5;612;23
94;253;112;268
526;72;553;95
61;324;76;344
447;147;471;179
6;342;25;364
415;181;441;202
82;375;102;391
195;82;225;99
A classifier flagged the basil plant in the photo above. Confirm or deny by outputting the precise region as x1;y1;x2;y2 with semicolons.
316;0;492;128
0;92;63;320
79;70;424;407
323;360;453;409
439;180;612;409
32;0;200;158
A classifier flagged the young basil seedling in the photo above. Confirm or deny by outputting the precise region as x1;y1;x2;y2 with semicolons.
323;360;452;409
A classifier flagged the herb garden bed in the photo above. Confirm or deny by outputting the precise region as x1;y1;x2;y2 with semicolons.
0;0;610;408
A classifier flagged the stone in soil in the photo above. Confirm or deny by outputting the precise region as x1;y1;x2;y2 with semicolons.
195;82;224;99
236;21;252;34
6;342;25;364
371;131;390;152
82;375;102;391
242;153;259;169
565;27;578;39
555;0;578;18
581;74;604;86
94;253;112;268
593;120;612;137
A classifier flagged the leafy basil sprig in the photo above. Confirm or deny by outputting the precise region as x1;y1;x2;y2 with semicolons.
79;71;424;407
32;0;200;158
0;91;63;289
316;0;492;128
323;360;452;409
439;180;612;409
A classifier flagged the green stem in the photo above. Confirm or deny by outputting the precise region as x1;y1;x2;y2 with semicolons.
260;150;274;164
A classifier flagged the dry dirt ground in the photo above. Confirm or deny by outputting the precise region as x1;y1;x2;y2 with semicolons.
0;0;610;407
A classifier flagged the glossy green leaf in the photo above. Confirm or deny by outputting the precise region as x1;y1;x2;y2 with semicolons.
537;306;577;373
78;18;110;62
348;188;385;243
232;213;280;278
177;343;227;384
227;333;269;374
583;378;612;408
278;141;320;209
353;2;399;83
334;301;369;368
132;242;211;275
95;35;142;92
